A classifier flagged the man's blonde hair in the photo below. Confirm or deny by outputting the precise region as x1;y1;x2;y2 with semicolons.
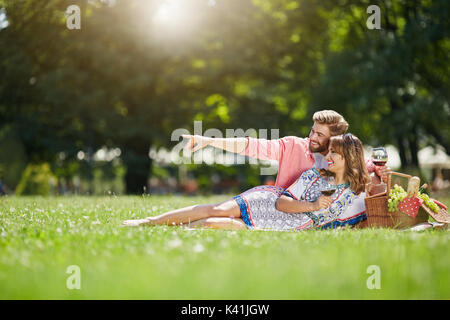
312;110;348;136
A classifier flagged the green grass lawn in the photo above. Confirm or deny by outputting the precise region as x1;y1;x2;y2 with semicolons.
0;195;449;300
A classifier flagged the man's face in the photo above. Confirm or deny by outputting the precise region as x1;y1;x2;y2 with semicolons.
308;122;331;153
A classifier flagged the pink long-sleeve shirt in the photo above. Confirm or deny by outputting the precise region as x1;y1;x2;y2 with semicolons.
239;136;375;189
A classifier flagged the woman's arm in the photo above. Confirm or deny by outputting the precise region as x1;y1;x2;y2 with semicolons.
275;195;331;213
366;158;391;183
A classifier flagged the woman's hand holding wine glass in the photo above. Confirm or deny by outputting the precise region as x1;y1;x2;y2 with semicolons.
372;147;391;183
315;175;334;210
314;196;332;210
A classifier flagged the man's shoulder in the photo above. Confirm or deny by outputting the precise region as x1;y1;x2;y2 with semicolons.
249;135;307;144
280;136;311;156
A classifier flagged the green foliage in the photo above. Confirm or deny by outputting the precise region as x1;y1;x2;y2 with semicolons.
0;0;448;192
151;164;170;179
313;0;450;170
53;159;80;181
0;125;27;189
15;163;56;195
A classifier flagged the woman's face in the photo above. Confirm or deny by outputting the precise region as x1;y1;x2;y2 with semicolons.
325;145;346;173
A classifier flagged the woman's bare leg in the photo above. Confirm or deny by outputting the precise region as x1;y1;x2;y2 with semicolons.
122;198;241;227
186;217;248;230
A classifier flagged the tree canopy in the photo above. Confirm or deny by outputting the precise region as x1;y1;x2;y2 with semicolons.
0;0;448;193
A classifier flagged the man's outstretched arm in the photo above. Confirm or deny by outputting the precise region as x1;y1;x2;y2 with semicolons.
182;135;248;154
182;134;283;162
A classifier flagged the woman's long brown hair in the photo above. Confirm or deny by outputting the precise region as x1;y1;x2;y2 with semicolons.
329;134;370;195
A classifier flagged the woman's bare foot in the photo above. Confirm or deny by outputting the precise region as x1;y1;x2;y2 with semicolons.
121;217;152;227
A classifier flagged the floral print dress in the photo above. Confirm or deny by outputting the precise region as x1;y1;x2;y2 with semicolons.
233;168;367;231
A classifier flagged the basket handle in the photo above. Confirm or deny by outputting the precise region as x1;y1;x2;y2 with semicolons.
365;171;413;198
365;191;387;200
387;171;412;193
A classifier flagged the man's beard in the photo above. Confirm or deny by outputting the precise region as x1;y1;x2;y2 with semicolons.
309;141;328;153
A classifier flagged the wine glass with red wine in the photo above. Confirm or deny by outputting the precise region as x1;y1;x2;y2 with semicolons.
371;147;388;167
321;176;336;196
370;147;388;192
321;187;336;196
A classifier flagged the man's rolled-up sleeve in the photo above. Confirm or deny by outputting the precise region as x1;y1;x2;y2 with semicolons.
239;136;284;162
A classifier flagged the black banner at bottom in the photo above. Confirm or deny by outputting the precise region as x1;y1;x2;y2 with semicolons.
0;300;444;318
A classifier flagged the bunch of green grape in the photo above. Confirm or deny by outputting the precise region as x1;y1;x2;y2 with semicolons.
387;184;407;212
387;184;440;213
418;192;440;213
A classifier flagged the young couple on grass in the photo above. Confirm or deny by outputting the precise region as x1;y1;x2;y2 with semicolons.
123;110;390;231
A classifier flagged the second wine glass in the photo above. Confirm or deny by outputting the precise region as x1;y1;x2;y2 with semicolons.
371;147;388;167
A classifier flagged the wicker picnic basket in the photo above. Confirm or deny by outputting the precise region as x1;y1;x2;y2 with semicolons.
363;172;429;228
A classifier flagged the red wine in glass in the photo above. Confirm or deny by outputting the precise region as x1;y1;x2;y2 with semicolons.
372;147;388;167
373;160;387;166
321;188;336;196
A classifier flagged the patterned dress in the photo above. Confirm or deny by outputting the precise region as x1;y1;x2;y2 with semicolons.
233;167;367;231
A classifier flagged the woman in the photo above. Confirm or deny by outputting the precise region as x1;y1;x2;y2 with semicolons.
122;134;370;231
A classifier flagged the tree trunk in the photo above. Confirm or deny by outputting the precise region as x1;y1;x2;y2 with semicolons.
424;123;450;154
406;126;423;179
408;126;420;168
122;141;151;194
390;99;409;169
396;135;409;169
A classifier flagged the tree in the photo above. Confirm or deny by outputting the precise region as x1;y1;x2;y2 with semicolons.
1;0;448;193
312;0;450;170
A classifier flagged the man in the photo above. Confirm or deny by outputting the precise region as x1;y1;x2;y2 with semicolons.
182;110;389;189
